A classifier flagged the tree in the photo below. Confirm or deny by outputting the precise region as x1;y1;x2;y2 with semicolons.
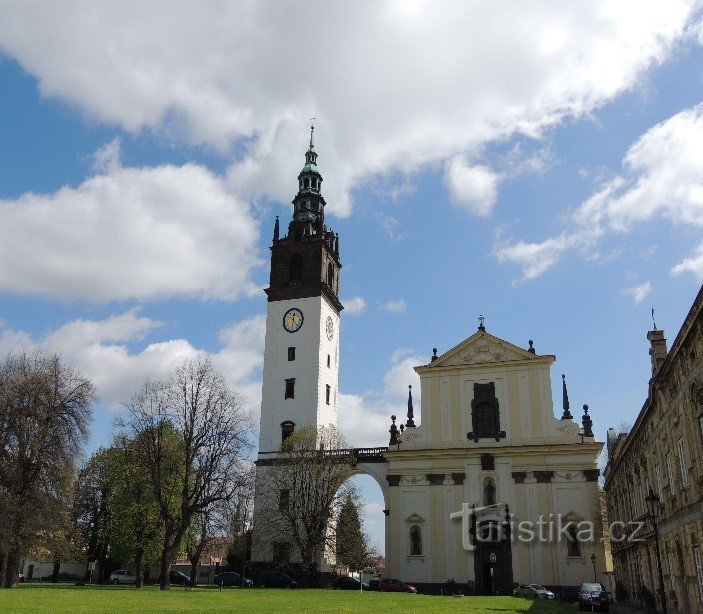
0;349;94;588
122;356;251;590
336;490;369;572
254;425;354;585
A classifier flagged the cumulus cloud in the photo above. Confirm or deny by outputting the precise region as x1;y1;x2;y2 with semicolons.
622;281;652;304
0;142;261;302
0;1;695;215
0;310;266;416
672;241;703;279
343;297;367;315
494;103;703;281
339;349;424;446
445;158;500;216
382;299;407;313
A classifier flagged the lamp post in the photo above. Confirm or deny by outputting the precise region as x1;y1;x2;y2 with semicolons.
591;553;597;583
645;486;668;614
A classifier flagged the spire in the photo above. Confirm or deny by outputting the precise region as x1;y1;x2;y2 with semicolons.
581;404;593;438
273;216;279;241
561;374;573;420
406;385;416;428
309;118;315;150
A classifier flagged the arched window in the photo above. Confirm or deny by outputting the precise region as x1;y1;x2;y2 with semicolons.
327;263;335;289
289;254;303;282
567;525;581;557
479;520;500;542
281;421;295;443
305;177;310;189
483;477;496;507
410;525;422;556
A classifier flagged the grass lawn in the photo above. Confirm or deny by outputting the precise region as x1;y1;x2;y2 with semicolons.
0;585;576;613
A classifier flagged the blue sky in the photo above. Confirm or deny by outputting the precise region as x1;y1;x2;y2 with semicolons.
1;1;703;554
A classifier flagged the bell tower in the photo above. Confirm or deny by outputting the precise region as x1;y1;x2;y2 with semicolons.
256;125;342;455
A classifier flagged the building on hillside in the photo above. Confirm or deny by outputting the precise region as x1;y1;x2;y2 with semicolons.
604;285;703;612
250;131;607;594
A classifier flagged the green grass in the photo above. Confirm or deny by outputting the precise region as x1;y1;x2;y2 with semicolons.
0;585;575;613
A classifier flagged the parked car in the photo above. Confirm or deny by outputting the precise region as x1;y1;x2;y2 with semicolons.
514;583;555;599
109;570;136;585
560;585;580;603
332;576;370;590
257;571;298;588
214;571;254;587
169;570;190;586
378;578;417;593
578;582;610;612
368;578;381;591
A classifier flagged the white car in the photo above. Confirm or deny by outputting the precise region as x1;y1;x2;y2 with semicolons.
109;570;136;585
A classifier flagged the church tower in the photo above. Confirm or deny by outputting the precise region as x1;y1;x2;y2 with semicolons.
257;126;342;455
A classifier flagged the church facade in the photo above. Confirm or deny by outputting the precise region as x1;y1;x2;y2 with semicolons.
251;132;606;593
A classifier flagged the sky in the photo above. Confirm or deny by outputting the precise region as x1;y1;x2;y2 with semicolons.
1;0;703;556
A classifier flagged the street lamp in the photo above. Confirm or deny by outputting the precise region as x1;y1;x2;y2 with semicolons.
591;553;597;583
645;486;668;614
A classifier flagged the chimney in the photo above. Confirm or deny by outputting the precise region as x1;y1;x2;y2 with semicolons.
647;329;667;377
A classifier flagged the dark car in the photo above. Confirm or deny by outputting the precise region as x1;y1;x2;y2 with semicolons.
560;585;580;603
368;578;381;591
257;571;298;588
332;576;370;590
378;578;417;593
169;570;190;586
578;582;610;612
214;571;254;587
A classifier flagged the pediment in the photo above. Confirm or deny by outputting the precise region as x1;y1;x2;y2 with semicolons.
428;331;541;368
405;513;425;523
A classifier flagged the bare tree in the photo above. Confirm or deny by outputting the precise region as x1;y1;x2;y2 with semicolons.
253;425;354;585
0;349;94;588
122;356;251;590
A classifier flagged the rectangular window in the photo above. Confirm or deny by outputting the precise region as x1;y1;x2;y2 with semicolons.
288;347;295;361
278;489;290;511
285;378;295;399
678;439;690;487
667;452;676;496
326;384;331;405
327;354;330;368
656;465;663;501
696;548;703;602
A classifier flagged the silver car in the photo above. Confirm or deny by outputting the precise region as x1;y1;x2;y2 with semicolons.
514;583;555;599
109;570;136;585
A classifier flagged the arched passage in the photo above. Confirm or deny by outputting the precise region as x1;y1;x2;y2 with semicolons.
328;465;388;576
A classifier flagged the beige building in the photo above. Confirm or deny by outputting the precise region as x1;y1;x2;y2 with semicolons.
604;285;703;612
377;325;606;592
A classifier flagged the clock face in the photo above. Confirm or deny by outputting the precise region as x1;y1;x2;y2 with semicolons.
283;308;304;333
326;316;334;341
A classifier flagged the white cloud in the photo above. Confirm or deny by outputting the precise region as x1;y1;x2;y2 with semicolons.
672;241;703;279
0;310;265;415
622;281;652;304
445;159;500;217
343;297;367;316
0;144;261;302
339;349;424;447
494;102;703;280
0;1;695;215
382;299;407;313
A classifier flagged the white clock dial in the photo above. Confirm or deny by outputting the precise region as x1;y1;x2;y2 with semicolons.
283;308;304;333
326;316;334;340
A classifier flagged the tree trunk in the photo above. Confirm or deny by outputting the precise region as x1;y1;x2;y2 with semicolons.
159;546;172;591
51;560;60;583
3;545;21;588
134;548;145;589
188;556;198;588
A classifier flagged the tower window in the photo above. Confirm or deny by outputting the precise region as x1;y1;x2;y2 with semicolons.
327;263;335;289
289;254;303;282
327;354;330;368
285;379;295;399
326;385;331;405
483;477;496;506
281;420;295;442
567;525;581;557
305;178;310;189
288;347;296;361
410;525;422;556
